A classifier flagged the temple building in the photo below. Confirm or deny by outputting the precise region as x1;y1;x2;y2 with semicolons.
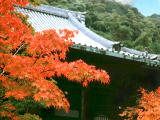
16;4;160;120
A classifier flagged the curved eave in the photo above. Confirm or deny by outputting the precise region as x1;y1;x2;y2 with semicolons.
71;44;160;68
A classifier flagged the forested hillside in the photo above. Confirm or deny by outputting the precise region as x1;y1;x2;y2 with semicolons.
45;0;160;54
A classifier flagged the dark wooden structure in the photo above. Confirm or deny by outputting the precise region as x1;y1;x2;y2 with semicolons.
16;4;160;120
40;48;160;120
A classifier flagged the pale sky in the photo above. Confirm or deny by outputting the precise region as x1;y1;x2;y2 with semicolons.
115;0;135;4
115;0;160;16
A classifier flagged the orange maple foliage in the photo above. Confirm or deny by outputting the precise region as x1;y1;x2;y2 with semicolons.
0;0;110;119
120;86;160;120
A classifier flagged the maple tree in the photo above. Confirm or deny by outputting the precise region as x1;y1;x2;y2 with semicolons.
120;86;160;120
0;0;110;119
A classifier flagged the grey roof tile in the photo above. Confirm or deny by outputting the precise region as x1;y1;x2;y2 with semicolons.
15;6;107;50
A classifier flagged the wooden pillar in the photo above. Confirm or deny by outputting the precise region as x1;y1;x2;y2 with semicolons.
81;87;90;120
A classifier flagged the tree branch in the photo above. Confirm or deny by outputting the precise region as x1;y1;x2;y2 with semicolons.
0;71;4;75
13;43;25;56
0;43;26;75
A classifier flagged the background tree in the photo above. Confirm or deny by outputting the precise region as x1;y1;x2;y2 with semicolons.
0;0;110;119
45;0;160;54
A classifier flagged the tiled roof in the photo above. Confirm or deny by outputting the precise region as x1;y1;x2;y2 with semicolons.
15;5;114;49
15;4;160;68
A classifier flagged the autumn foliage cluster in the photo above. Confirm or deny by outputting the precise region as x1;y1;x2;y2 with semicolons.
0;0;110;119
120;87;160;120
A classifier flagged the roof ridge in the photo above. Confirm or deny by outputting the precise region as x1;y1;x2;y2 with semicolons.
18;4;85;19
68;12;120;49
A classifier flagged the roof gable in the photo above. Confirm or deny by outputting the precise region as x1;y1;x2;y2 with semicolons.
15;4;160;68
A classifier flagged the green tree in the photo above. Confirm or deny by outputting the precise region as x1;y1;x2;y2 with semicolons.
45;0;160;53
